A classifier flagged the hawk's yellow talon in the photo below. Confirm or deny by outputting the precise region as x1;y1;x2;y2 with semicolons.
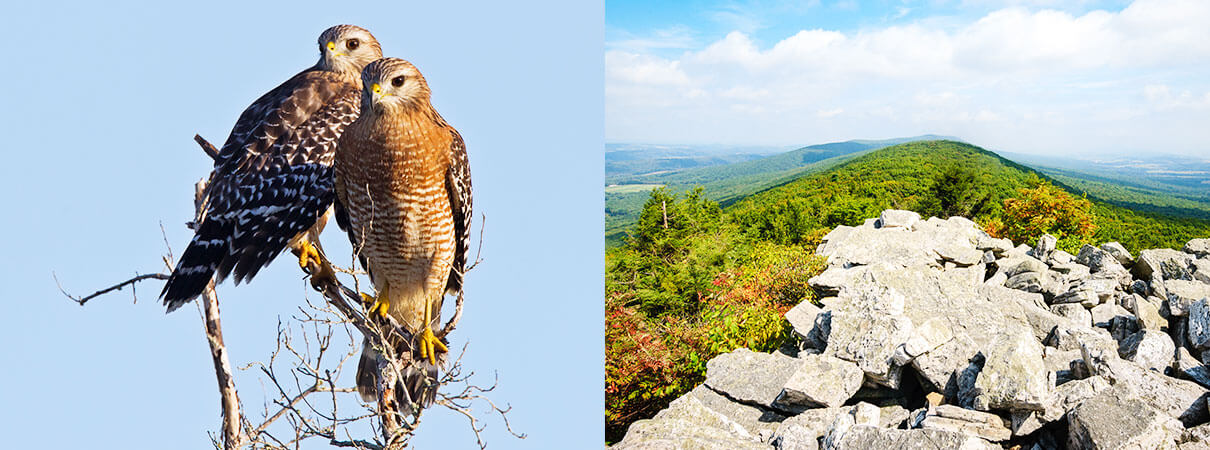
360;285;391;318
297;241;323;269
417;299;446;365
373;298;390;317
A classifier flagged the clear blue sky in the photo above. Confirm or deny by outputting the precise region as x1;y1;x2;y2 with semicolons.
0;1;602;448
606;0;1210;157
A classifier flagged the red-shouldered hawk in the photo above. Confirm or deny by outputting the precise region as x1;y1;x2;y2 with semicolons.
160;25;382;312
333;57;472;411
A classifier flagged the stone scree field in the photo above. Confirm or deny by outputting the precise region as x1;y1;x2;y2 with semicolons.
613;210;1210;450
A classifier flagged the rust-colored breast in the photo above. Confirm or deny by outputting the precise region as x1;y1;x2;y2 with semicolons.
335;107;457;331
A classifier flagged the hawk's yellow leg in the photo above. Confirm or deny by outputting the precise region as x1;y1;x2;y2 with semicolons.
359;284;391;318
418;299;447;365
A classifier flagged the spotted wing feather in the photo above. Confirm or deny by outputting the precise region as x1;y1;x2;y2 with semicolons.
444;131;472;294
161;71;360;312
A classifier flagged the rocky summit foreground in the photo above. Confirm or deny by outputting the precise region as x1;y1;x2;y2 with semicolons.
612;210;1210;450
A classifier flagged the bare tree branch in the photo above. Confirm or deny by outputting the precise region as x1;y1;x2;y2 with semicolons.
196;133;220;160
201;280;247;449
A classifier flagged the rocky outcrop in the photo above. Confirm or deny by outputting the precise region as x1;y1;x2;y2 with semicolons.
614;210;1210;449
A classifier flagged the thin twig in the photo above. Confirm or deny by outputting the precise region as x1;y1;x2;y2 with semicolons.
54;271;169;305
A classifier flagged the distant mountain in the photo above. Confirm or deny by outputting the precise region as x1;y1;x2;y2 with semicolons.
605;143;789;180
605;135;960;246
1000;151;1210;192
999;151;1210;222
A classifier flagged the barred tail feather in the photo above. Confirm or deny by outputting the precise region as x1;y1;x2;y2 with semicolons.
160;220;230;312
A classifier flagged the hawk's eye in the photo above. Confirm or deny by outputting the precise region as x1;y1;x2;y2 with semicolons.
347;39;360;50
391;76;406;87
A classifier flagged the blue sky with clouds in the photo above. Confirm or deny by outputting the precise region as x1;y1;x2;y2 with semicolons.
607;0;1210;157
0;1;602;448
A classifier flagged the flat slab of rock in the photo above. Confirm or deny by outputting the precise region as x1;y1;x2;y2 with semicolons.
829;425;999;450
786;301;823;341
1090;303;1131;328
1101;242;1134;266
777;354;864;409
1166;280;1210;316
1083;346;1210;426
1193;259;1210;284
706;348;802;412
1136;248;1194;281
879;209;920;229
919;405;1012;442
1051;303;1092;327
612;387;774;449
773;407;848;450
1067;383;1183;450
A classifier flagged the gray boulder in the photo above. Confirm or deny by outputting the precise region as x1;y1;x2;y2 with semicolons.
918;405;1012;442
998;256;1049;278
786;301;822;341
1185;239;1210;258
705;348;802;412
1190;299;1210;350
1051;250;1075;265
1117;330;1176;372
1034;234;1058;262
773;407;848;450
976;235;1014;255
1090;303;1131;328
824;309;912;388
1136;248;1194;281
1053;288;1101;308
827;425;999;450
1165;280;1210;316
1131;295;1168;331
1082;345;1210;425
612;386;775;449
1067;383;1182;450
878;209;920;229
971;331;1051;411
1051;303;1092;327
1175;347;1210;390
1101;242;1134;266
1193;258;1210;284
777;354;863;409
1079;245;1125;274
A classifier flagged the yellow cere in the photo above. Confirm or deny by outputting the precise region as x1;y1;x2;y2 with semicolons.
372;83;382;95
327;41;336;51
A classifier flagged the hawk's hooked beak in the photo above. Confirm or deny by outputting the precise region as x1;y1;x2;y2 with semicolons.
370;83;389;111
371;83;390;100
327;41;344;57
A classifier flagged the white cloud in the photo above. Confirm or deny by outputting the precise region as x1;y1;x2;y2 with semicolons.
606;0;1210;155
606;26;696;53
1143;84;1210;110
816;108;844;118
605;51;689;86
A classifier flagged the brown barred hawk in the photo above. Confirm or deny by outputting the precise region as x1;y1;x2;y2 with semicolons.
333;57;472;410
160;25;382;312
